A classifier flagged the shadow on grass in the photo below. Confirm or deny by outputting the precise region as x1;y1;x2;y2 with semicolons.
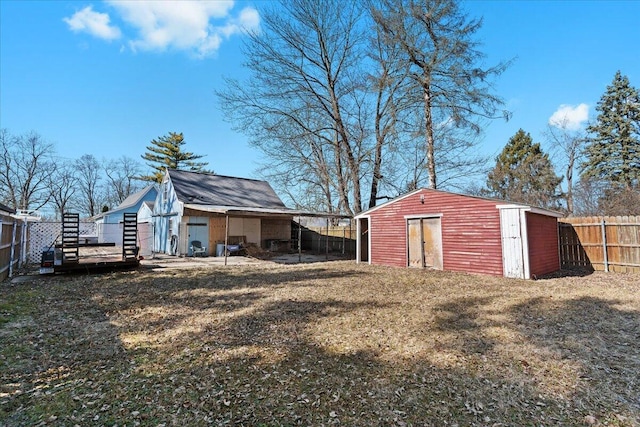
82;266;369;337
433;296;499;355
430;293;640;415
0;277;129;425
2;268;639;426
213;298;390;350
510;295;640;413
536;267;595;279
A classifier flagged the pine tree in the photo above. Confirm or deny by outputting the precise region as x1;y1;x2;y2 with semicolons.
140;132;209;182
582;71;640;189
487;129;563;209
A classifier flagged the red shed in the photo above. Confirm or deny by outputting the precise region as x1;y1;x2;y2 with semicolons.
354;188;563;279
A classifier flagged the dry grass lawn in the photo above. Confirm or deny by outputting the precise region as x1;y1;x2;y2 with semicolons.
1;262;639;426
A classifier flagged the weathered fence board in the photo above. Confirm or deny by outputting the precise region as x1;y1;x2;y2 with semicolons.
0;214;26;280
559;216;640;273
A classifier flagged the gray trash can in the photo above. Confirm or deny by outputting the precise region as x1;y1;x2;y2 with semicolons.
216;243;225;257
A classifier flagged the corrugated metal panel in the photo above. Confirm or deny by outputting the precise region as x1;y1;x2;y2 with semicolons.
527;212;560;277
368;189;503;276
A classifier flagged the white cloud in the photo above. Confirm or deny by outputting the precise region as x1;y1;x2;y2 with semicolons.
238;7;260;32
548;103;589;130
106;1;260;57
63;6;122;40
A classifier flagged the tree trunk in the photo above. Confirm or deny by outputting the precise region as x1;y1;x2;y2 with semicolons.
369;89;385;208
329;86;361;214
566;152;574;215
311;140;335;214
332;131;353;217
423;83;437;189
369;135;384;209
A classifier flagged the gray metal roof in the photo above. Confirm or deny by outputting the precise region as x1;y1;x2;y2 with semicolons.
0;202;15;214
117;185;156;210
92;185;157;220
169;169;287;209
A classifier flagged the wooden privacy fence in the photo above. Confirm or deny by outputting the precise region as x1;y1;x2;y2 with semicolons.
559;216;640;273
0;214;27;281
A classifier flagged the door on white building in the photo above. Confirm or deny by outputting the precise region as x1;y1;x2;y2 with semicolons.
186;217;209;256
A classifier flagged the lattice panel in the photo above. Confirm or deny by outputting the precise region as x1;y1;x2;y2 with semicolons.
27;221;97;264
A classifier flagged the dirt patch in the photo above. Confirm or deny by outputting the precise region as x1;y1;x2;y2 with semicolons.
140;252;350;269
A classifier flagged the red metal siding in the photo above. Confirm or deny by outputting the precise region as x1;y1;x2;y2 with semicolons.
368;189;504;276
526;212;560;277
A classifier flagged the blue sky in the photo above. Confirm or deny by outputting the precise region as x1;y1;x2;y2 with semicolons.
1;0;639;182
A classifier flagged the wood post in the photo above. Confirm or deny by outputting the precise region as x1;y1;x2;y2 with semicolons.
601;219;608;272
298;216;302;263
325;217;329;260
224;215;229;266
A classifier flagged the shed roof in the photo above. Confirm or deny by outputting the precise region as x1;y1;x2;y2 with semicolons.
354;188;563;219
93;185;157;220
118;185;157;211
0;202;15;214
182;203;350;219
170;170;351;219
168;169;287;209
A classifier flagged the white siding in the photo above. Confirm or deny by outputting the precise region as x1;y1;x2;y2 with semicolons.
152;173;183;255
499;206;530;279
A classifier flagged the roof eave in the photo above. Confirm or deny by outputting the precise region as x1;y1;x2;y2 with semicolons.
354;188;424;219
183;204;351;218
496;204;564;218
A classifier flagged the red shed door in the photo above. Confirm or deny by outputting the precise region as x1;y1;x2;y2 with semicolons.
407;218;443;269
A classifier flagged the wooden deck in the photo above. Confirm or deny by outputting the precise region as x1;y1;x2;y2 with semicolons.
50;246;140;273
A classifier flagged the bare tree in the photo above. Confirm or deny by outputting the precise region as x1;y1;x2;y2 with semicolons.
366;20;416;207
573;175;640;216
0;129;56;211
218;0;367;215
571;176;604;216
545;119;585;216
219;0;509;210
256;129;337;213
104;156;145;205
75;154;106;217
599;185;640;215
370;0;510;189
48;162;79;219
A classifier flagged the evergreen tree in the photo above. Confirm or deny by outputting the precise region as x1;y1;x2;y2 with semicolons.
140;132;209;182
582;71;640;189
487;129;563;209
